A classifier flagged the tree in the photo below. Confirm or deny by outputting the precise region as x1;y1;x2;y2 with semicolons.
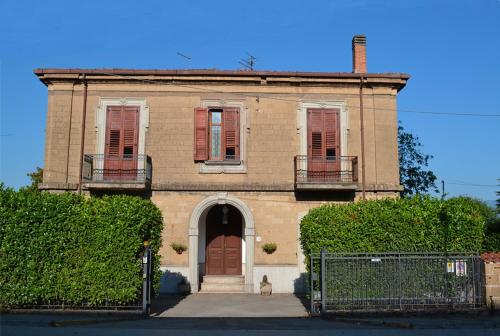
398;122;437;197
26;167;43;192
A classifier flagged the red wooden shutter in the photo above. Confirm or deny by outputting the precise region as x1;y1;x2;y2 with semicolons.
104;106;139;180
324;109;340;157
308;109;324;158
223;107;239;160
324;109;340;180
307;109;325;181
194;107;208;161
123;106;139;157
105;106;124;158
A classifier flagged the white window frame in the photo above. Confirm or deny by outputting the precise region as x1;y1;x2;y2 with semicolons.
94;98;149;177
199;99;247;174
297;100;349;170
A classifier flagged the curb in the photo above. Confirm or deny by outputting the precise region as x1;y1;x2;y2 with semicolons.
329;317;414;329
50;316;145;327
6;309;144;315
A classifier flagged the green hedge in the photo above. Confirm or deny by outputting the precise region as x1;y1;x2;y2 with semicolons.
0;185;163;308
476;200;500;252
300;196;488;260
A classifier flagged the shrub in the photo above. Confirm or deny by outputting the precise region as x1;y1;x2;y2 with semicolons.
300;196;488;262
483;218;500;252
0;184;163;308
472;199;500;251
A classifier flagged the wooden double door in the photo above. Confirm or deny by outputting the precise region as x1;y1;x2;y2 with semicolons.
205;205;242;275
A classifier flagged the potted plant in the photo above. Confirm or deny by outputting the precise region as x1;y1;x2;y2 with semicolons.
171;242;188;255
262;242;277;254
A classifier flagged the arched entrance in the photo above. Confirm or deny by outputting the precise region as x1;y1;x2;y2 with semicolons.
188;193;255;293
205;205;242;275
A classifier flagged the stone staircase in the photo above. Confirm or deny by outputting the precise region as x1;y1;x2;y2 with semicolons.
200;275;246;293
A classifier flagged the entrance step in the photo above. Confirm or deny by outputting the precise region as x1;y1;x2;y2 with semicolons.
200;275;245;293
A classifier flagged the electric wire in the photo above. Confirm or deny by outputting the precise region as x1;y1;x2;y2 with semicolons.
445;182;496;188
94;71;500;118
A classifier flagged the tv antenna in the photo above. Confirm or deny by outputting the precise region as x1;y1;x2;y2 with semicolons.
239;53;257;71
176;52;192;61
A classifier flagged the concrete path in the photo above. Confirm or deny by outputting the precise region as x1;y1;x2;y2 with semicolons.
151;294;310;317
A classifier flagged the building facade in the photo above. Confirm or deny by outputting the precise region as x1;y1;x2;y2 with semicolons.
35;36;409;293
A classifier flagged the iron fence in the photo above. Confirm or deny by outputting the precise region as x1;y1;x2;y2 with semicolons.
82;154;152;183
310;252;484;314
294;155;358;185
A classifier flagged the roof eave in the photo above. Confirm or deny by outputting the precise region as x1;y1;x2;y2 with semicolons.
33;68;410;90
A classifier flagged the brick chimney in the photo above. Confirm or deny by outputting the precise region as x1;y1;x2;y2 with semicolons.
352;35;367;73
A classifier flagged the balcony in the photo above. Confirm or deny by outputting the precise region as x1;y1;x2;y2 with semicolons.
294;155;358;190
82;154;152;190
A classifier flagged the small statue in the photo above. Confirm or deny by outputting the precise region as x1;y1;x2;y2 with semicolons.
260;275;272;296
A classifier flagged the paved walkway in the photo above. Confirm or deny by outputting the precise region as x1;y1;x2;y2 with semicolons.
151;294;310;317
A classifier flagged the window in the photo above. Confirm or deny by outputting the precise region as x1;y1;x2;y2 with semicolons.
104;106;139;180
194;107;240;162
307;108;340;159
105;106;139;159
306;108;341;179
209;110;223;160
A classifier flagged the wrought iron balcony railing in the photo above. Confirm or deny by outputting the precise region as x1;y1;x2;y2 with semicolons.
82;154;152;184
294;155;358;187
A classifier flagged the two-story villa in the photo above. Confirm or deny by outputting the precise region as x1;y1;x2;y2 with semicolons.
35;35;409;293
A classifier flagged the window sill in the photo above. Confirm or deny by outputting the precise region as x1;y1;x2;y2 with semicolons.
199;161;246;174
204;160;242;166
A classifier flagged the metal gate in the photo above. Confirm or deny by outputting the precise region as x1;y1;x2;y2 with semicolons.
310;252;484;314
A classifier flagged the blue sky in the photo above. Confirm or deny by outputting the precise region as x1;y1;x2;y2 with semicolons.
0;0;498;201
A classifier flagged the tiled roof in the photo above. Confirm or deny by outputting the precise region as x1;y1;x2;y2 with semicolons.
481;252;500;263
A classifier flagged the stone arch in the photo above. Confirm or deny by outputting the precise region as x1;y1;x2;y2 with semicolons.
188;192;255;293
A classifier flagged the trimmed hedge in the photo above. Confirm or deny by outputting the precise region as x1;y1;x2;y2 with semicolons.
0;185;163;307
478;200;500;252
300;196;488;260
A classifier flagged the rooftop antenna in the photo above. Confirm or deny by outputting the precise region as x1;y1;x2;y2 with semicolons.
176;52;192;62
239;53;257;71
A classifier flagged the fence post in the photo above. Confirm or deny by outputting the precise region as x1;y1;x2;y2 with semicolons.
398;253;403;311
321;248;326;315
310;253;314;314
472;255;483;308
147;246;152;309
142;243;151;316
445;253;452;309
479;256;486;308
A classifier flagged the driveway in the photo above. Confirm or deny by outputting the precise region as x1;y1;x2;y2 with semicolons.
151;293;309;317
